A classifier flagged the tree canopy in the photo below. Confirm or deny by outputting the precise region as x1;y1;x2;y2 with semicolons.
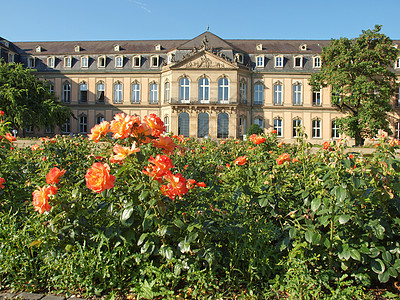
309;25;399;146
0;60;73;135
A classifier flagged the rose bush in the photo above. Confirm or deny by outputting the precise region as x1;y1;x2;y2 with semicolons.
0;111;399;299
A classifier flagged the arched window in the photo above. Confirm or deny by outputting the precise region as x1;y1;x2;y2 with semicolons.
63;82;71;103
79;81;88;103
149;83;158;104
254;83;264;105
273;118;283;137
61;118;70;134
254;117;264;129
273;83;283;105
293;118;302;138
96;81;105;102
198;78;210;103
179;77;190;103
96;115;105;124
217;113;229;138
164;116;169;133
198;113;209;138
164;81;170;103
178;112;189;137
79;115;88;134
131;82;140;103
293;83;302;105
239;80;247;103
218;78;229;103
114;82;123;104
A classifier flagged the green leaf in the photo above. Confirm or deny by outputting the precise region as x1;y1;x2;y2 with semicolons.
331;186;347;202
311;232;321;245
137;233;148;246
142;217;153;231
350;248;361;261
311;198;321;212
382;251;392;263
305;231;313;244
120;206;134;226
339;215;351;224
258;196;269;208
178;240;190;253
139;190;149;201
378;270;390;283
371;258;385;274
289;228;297;239
388;267;398;278
339;245;351;261
174;219;185;229
186;231;198;243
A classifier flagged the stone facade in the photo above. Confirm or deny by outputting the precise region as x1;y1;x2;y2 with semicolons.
3;32;400;143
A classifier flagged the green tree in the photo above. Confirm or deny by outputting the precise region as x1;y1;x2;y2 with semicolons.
309;25;399;146
0;60;73;135
247;123;263;136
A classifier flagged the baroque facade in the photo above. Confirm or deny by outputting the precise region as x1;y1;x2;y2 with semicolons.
2;32;400;143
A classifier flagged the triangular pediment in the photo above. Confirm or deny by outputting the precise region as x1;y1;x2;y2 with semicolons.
170;50;238;70
177;31;236;51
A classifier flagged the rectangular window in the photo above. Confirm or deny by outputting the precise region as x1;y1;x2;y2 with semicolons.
49;83;54;94
275;56;283;68
313;90;321;106
8;53;14;63
131;83;140;103
274;84;283;105
332;120;340;139
47;57;55;68
149;84;158;103
26;125;34;133
98;56;106;68
64;57;71;68
293;85;302;105
45;125;53;134
96;83;105;102
314;56;321;68
239;117;247;136
63;83;71;103
28;57;35;68
116;56;123;68
273;119;283;137
164;116;169;133
239;81;247;103
312;119;321;138
256;56;264;68
254;118;263;129
114;83;123;103
395;87;400;107
151;56;159;68
81;56;88;68
294;56;302;68
254;84;264;105
79;116;87;133
293;119;302;138
133;56;141;67
80;83;88;102
164;82;170;103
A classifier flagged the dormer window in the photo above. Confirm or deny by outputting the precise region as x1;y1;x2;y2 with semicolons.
155;44;161;51
235;53;244;64
114;44;120;52
28;57;35;68
256;43;263;51
151;55;159;68
81;56;89;68
115;55;123;68
74;45;81;52
313;56;321;68
35;46;42;53
275;55;283;68
98;55;106;68
256;55;264;68
47;56;55;68
133;55;141;68
299;44;307;51
64;56;72;68
167;54;175;64
294;56;303;68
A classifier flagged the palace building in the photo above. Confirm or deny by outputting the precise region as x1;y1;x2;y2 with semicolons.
1;32;400;143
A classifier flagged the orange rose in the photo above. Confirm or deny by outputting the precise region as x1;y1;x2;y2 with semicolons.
196;182;206;188
276;153;291;165
234;156;247;166
32;185;57;213
323;141;331;150
88;121;110;142
46;167;66;184
110;142;140;162
85;163;115;193
143;114;165;138
110;113;138;139
131;122;152;143
0;177;5;189
161;172;188;200
249;134;266;145
143;155;174;183
152;136;176;154
186;179;196;189
5;132;16;142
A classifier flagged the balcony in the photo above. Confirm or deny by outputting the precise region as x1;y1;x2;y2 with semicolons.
168;98;238;105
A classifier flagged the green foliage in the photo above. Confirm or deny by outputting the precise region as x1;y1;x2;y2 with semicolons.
246;123;263;136
0;60;73;133
309;25;399;146
0;131;399;298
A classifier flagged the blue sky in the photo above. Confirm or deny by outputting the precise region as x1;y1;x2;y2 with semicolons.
3;0;400;42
